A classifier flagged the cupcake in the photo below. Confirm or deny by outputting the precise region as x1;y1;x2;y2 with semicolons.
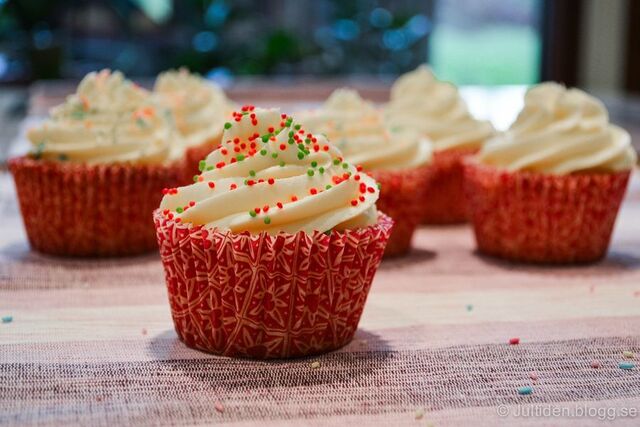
385;65;494;224
9;69;183;257
465;83;637;264
299;89;432;257
153;68;234;177
154;106;393;358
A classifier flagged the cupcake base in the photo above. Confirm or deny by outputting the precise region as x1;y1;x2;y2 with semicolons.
154;210;393;359
370;165;433;257
422;147;478;225
464;161;632;264
9;156;184;257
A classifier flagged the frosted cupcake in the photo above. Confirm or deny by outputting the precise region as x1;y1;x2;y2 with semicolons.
154;68;234;176
465;83;636;263
9;69;183;256
154;106;393;358
385;65;494;224
299;88;432;257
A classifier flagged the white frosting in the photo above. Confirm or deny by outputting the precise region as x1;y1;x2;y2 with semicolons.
478;83;637;174
299;88;431;171
28;70;174;165
160;107;381;234
385;65;494;151
154;69;234;159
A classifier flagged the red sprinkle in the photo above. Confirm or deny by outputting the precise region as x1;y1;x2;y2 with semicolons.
263;205;269;212
509;337;520;345
350;199;358;206
279;144;286;150
208;182;215;189
367;187;375;193
230;183;237;190
310;188;318;195
189;201;195;207
291;196;298;202
276;202;283;209
268;178;275;185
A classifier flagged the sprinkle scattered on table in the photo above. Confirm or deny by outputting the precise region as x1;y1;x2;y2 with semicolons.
529;371;538;381
415;408;424;420
619;362;635;370
518;386;533;395
1;315;13;324
591;360;601;369
141;328;148;336
214;401;224;413
623;351;634;359
310;361;321;369
466;304;473;312
509;337;520;345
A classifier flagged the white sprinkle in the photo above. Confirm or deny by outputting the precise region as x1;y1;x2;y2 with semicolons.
310;361;321;369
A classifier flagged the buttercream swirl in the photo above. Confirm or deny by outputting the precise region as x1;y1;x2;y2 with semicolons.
159;107;381;234
154;69;234;157
385;65;494;151
478;83;637;174
299;88;431;171
28;69;174;164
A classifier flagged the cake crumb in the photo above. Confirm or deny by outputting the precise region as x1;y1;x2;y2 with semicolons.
415;408;424;420
310;361;321;369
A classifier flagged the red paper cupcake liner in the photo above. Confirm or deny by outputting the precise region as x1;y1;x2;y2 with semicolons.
421;147;479;225
153;210;393;359
370;164;433;257
183;133;222;180
9;156;184;257
464;160;632;264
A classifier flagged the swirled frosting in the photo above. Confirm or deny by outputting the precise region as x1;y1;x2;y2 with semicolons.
478;83;637;174
160;106;381;234
385;65;494;151
28;69;174;164
154;69;234;157
298;88;431;171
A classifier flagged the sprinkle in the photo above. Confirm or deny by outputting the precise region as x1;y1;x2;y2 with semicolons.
141;328;147;335
276;202;283;209
311;161;317;168
325;185;332;190
268;178;275;185
279;144;286;150
249;210;257;217
350;199;358;206
279;161;285;167
517;386;533;395
333;159;340;165
415;409;424;420
2;315;13;324
249;170;256;176
591;360;601;369
509;337;520;345
619;362;635;370
623;351;635;359
254;207;261;214
261;134;270;142
307;169;314;177
318;167;325;174
263;205;269;213
264;216;271;225
291;196;298;202
272;153;278;159
260;149;267;156
198;160;206;171
529;371;538;381
176;207;184;214
342;163;348;169
236;154;245;162
310;361;320;369
310;188;318;195
224;122;231;129
214;401;224;413
466;304;473;312
297;152;305;160
230;183;237;190
193;175;199;182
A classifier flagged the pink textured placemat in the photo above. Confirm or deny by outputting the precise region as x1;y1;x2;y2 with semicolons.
1;169;640;426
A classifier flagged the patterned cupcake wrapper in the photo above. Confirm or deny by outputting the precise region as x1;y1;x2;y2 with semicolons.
9;156;184;257
370;164;433;257
153;210;393;359
421;147;479;225
463;160;632;264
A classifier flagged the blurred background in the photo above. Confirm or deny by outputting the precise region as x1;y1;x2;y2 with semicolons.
0;0;638;159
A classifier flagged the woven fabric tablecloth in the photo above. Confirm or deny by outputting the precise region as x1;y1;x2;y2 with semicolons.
1;163;640;426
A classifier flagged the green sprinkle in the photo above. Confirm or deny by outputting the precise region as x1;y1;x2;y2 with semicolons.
305;138;311;144
377;183;382;190
304;149;310;155
224;122;232;129
193;175;199;182
325;184;332;190
176;207;184;213
249;210;257;218
333;159;340;165
244;179;248;185
307;169;314;177
288;131;294;137
323;230;332;236
318;167;325;174
517;386;533;395
249;170;256;177
297;152;305;160
294;124;301;130
71;110;85;120
311;161;317;168
237;154;245;161
264;216;271;224
288;138;295;145
136;118;146;127
198;160;206;172
260;149;267;156
342;163;348;169
272;153;278;159
619;362;635;370
1;315;13;324
279;161;285;167
261;134;271;142
206;166;214;171
297;143;305;151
